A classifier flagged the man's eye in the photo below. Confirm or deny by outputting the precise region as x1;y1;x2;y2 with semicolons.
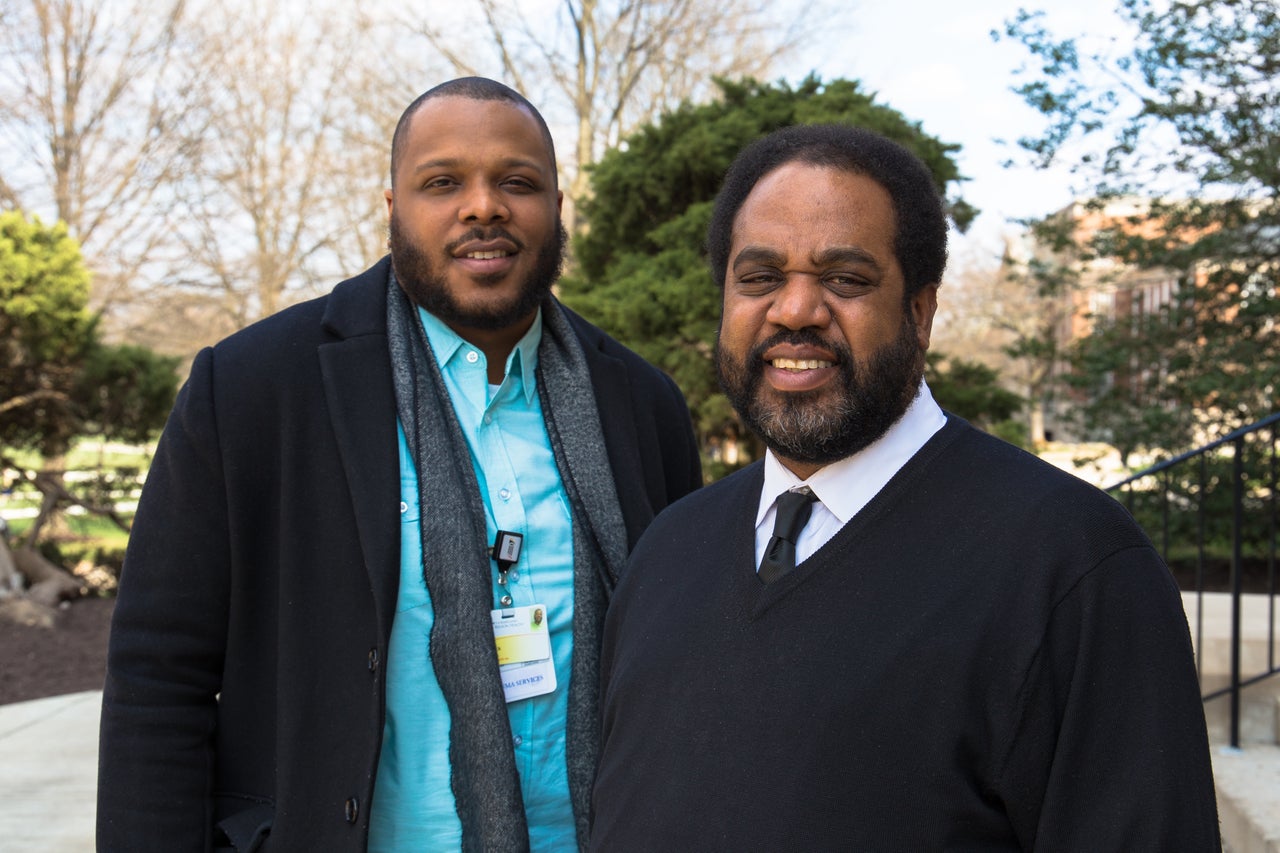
423;177;455;190
736;274;782;293
826;275;870;293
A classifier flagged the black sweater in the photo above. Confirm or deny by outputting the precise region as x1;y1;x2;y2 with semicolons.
591;418;1220;852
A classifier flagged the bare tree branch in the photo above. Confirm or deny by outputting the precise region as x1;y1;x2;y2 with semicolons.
161;0;392;331
0;0;202;337
0;390;69;416
394;0;832;216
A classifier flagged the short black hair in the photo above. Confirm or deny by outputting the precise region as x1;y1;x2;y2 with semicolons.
389;77;558;188
707;124;948;300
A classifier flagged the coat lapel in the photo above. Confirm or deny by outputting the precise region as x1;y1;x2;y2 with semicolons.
318;259;401;640
563;310;653;562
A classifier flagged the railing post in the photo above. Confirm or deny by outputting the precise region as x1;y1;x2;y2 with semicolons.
1104;410;1280;742
1230;437;1244;749
1196;455;1207;683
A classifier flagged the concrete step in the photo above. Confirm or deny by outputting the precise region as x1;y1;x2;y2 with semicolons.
1215;743;1280;853
1182;593;1280;746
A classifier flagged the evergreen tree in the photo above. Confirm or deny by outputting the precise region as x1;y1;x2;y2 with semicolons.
1;210;179;547
561;76;974;453
1;210;95;456
927;353;1026;448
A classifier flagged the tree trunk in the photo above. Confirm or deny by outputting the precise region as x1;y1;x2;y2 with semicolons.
1029;401;1047;446
0;538;74;627
0;536;21;595
25;461;75;547
12;546;84;608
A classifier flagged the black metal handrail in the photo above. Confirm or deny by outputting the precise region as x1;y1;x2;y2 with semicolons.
1106;412;1280;749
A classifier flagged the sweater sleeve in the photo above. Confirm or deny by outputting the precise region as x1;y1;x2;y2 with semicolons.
98;346;231;852
996;545;1221;851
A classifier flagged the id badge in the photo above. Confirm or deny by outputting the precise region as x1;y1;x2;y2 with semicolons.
491;604;556;703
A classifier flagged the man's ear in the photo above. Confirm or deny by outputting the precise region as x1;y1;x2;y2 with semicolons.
912;284;940;350
383;188;394;220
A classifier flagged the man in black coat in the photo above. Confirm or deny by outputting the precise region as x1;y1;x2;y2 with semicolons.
590;124;1220;851
98;78;700;852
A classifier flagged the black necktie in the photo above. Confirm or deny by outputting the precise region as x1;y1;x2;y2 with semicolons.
758;488;818;584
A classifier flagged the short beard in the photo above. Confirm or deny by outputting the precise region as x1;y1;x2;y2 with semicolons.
388;212;567;331
715;313;925;466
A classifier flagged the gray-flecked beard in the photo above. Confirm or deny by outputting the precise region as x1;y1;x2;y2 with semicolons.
715;315;925;466
388;212;567;331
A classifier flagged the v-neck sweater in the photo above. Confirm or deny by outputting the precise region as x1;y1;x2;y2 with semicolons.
590;417;1219;852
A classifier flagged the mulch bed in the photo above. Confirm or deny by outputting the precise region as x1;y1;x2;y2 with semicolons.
0;595;115;705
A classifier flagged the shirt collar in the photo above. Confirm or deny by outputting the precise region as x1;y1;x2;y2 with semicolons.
757;379;947;527
417;306;543;405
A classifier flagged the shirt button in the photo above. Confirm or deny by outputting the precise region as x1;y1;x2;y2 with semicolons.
509;571;519;582
399;501;408;514
466;351;479;363
483;414;493;425
499;488;510;501
513;735;523;747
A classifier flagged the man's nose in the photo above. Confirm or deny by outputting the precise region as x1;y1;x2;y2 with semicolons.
765;277;830;330
459;184;509;223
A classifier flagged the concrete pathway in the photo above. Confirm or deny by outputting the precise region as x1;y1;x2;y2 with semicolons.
1;690;1278;851
0;690;99;851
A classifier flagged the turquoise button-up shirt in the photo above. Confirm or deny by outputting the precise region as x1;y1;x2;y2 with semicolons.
369;308;577;852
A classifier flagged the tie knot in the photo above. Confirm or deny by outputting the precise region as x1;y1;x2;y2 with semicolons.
772;488;817;544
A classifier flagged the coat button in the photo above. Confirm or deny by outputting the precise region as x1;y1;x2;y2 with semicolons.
367;648;379;673
345;797;359;823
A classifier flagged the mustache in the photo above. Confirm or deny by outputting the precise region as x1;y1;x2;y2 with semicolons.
444;226;524;254
748;329;845;364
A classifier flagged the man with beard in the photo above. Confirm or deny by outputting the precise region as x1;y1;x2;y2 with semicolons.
97;78;701;853
588;125;1220;851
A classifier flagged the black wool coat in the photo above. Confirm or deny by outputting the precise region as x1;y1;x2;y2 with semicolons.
97;256;702;852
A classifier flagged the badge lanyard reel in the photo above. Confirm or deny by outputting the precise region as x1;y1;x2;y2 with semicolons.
492;530;522;608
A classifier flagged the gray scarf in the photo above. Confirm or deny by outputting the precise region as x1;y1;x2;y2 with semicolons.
385;271;627;852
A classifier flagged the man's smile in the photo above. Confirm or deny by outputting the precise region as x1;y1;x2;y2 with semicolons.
760;342;839;391
770;357;834;370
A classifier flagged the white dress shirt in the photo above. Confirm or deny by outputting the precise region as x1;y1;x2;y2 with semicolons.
754;380;947;570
